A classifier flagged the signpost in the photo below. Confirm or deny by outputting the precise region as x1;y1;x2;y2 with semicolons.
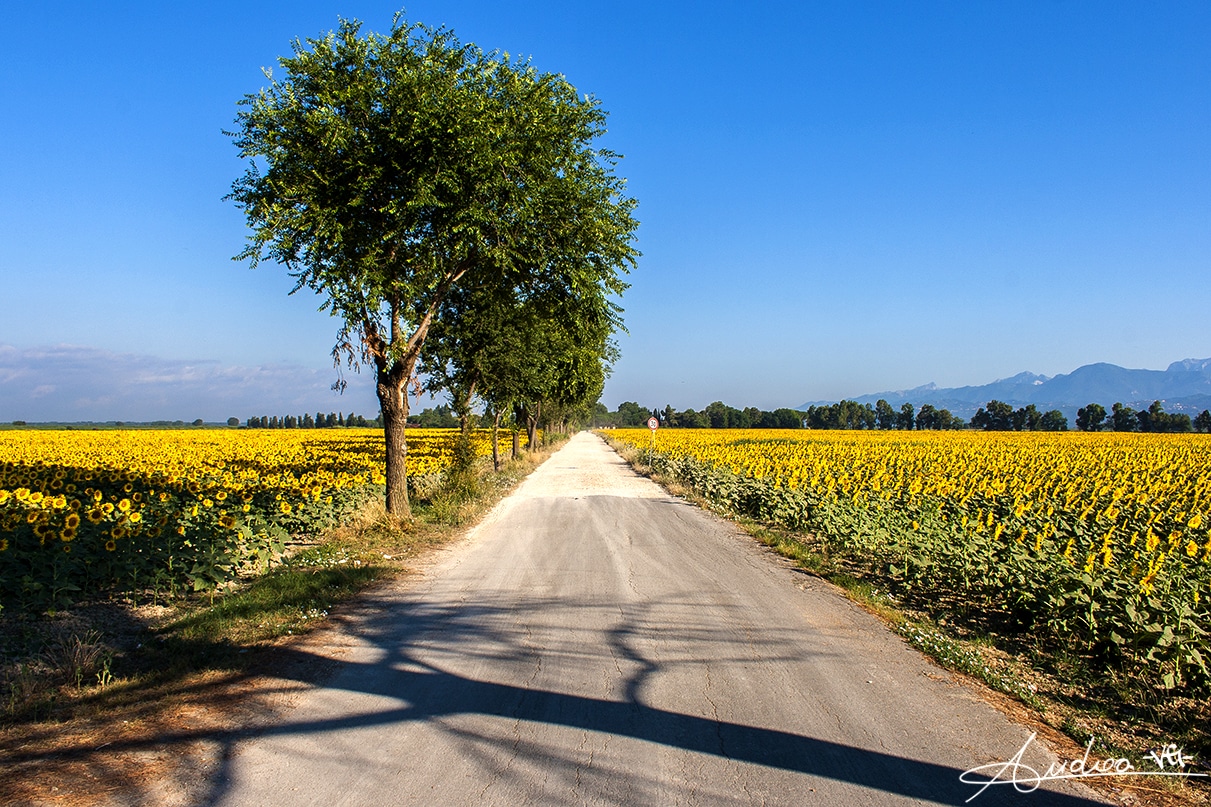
647;416;659;452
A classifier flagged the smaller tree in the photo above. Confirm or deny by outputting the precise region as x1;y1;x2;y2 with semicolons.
915;404;938;430
1136;401;1193;433
1075;403;1106;432
1194;410;1211;433
938;409;965;430
1038;410;1068;431
1167;413;1194;433
874;399;897;430
972;400;1015;431
1136;401;1162;432
898;403;915;430
1012;404;1041;431
616;401;650;427
772;408;804;429
1111;402;1137;431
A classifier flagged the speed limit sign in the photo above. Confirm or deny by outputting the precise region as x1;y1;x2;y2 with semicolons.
647;417;659;431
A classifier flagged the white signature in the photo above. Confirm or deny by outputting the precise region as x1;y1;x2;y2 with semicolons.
961;732;1208;802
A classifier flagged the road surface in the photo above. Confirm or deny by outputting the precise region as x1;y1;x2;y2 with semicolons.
208;433;1105;806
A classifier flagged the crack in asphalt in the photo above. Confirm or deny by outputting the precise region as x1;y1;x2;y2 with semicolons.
703;663;728;761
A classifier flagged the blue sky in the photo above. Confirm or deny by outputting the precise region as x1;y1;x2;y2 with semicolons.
1;2;1208;421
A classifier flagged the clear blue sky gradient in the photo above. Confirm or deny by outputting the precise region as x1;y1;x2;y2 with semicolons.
1;2;1208;420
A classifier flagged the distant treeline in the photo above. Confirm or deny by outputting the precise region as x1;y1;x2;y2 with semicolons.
241;406;477;430
596;398;1211;433
971;402;1068;431
594;400;968;430
594;401;804;430
245;412;375;429
1074;401;1211;433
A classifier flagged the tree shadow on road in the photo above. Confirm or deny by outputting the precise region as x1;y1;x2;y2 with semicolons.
2;492;1112;806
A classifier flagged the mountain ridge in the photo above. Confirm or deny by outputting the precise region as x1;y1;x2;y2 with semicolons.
799;358;1211;420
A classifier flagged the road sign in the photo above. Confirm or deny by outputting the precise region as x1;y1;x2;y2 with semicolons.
647;417;660;431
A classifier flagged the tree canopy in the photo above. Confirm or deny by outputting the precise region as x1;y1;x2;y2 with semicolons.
971;400;1067;431
228;15;638;515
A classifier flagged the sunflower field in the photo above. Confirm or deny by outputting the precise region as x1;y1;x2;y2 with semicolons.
606;428;1211;691
0;428;497;611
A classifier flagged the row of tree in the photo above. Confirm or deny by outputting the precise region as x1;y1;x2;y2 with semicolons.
595;401;804;430
596;398;1211;435
596;400;968;431
801;400;969;430
1075;401;1211;433
970;401;1068;431
228;16;639;515
406;405;460;429
244;413;374;429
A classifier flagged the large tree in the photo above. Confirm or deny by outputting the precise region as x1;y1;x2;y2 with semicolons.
228;16;638;516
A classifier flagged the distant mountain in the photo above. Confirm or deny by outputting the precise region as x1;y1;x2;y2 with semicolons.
799;359;1211;421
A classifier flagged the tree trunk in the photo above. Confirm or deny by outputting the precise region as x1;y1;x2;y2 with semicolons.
492;412;501;471
512;429;520;458
526;401;540;451
376;364;411;518
454;381;475;434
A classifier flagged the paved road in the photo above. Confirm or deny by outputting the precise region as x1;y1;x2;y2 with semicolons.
209;433;1105;806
